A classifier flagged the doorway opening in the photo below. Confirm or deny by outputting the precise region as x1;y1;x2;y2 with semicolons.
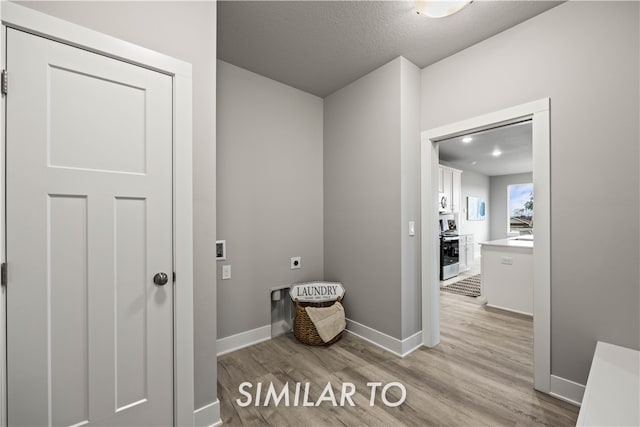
420;99;551;393
437;120;532;305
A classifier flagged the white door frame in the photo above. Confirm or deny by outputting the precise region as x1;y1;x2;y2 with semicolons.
0;3;195;425
420;98;551;393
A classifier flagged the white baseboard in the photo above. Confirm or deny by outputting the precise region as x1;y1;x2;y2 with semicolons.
486;303;533;318
400;330;423;356
217;324;271;356
550;375;585;407
345;318;422;357
194;399;221;427
217;320;423;359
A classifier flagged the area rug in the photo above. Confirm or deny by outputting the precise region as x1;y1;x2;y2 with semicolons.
441;274;481;297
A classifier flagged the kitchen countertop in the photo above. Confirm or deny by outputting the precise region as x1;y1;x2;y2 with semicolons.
479;236;533;250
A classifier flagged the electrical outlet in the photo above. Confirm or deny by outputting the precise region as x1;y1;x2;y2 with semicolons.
500;257;513;265
222;265;231;279
290;257;301;270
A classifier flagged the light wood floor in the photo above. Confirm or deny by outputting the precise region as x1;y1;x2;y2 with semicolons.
217;293;579;426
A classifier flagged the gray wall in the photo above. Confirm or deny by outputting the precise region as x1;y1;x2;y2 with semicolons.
216;61;324;339
324;58;403;339
421;1;639;384
324;57;421;341
400;58;422;338
18;0;219;410
458;169;491;252
489;173;532;241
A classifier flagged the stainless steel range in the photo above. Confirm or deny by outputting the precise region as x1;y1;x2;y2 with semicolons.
440;234;460;281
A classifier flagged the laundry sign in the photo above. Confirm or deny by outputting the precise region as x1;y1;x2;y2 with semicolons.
289;281;345;302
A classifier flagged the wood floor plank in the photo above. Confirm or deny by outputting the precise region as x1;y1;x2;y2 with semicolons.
218;292;579;426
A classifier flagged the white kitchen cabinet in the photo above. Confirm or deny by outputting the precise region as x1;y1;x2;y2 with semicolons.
458;234;475;272
459;235;468;272
442;167;452;201
439;165;462;213
451;169;461;213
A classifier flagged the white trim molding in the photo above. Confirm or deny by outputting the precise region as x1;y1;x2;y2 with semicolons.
194;400;222;427
400;331;424;356
550;375;585;407
346;319;422;358
217;325;271;356
217;321;423;359
485;304;533;318
0;4;6;427
1;1;190;77
420;98;552;393
1;3;195;426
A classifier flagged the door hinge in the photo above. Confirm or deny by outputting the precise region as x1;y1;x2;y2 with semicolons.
1;70;7;95
1;263;7;287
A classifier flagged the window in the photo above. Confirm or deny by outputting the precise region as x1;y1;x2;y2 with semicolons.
508;183;533;233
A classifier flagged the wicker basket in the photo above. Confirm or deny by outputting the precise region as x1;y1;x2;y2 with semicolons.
293;296;344;346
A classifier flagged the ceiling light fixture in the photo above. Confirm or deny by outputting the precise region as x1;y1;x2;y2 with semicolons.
416;1;473;18
462;136;473;143
492;149;502;157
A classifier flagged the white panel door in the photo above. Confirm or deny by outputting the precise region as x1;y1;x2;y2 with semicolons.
6;28;174;426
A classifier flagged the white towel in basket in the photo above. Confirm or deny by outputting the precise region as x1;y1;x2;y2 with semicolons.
305;301;346;343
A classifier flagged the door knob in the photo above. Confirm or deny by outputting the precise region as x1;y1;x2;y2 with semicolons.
153;272;169;286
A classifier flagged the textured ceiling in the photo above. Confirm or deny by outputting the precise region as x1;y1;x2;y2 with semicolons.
218;1;563;97
439;121;532;177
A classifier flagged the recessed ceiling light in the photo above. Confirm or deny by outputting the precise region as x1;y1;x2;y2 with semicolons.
492;149;502;157
462;136;473;143
416;1;473;18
